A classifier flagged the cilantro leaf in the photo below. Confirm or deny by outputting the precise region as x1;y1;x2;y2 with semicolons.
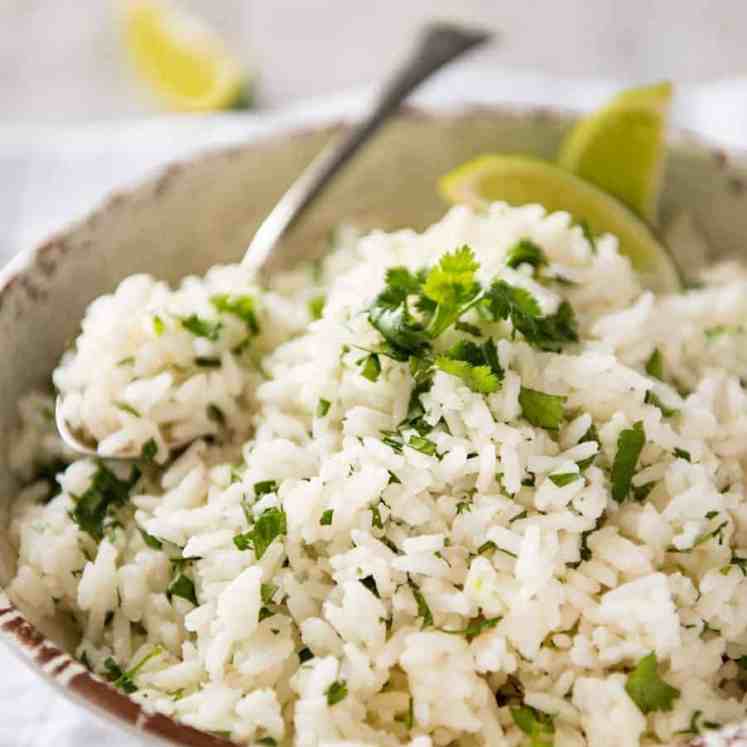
443;616;501;642
577;424;600;470
674;447;691;462
71;464;141;541
645;390;679;418
510;705;555;747
316;398;331;417
168;574;197;606
408;578;433;628
139;528;162;550
254;480;278;497
505;239;547;270
519;387;566;430
234;507;287;559
481;281;578;352
549;472;580;487
359;352;382;382
408;435;438;457
307;294;325;320
152;315;165;337
646;348;664;380
210;293;260;334
180;314;222;341
140;438;158;463
326;680;348;706
320;509;334;526
611;421;645;502
436;357;500;394
104;647;161;694
260;583;277;605
625;653;680;714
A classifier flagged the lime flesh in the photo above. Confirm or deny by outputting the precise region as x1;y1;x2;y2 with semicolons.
439;154;681;293
558;82;672;223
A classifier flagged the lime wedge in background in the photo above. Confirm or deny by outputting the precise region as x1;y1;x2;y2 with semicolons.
439;154;681;292
557;82;672;222
122;0;252;112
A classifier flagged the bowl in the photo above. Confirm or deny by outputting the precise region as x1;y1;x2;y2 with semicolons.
1;104;746;746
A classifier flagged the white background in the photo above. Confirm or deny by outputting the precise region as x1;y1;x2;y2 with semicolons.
1;1;747;745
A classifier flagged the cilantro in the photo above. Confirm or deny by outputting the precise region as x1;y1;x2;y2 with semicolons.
210;293;259;334
359;575;380;597
254;480;278;497
257;738;277;747
152;315;165;336
168;574;197;605
646;348;664;380
510;705;555;747
140;438;158;463
234;507;287;559
104;647;161;695
359;352;382;382
454;320;482;337
408;578;433;628
505;239;547;270
258;606;274;622
731;554;747;575
326;680;348;706
645;390;678;417
519;387;566;430
481;281;578;352
577;424;600;470
115;401;140;418
194;357;221;368
316;398;331;417
611;421;645;502
298;647;313;663
421;246;482;337
625;653;680;714
444;616;500;642
139;528;162;550
308;294;325;320
71;464;141;541
633;482;656;502
408;435;438;457
260;583;277;605
675;710;721;737
549;472;580;487
206;403;225;426
370;505;384;530
692;521;728;548
674;447;691;462
320;509;334;526
381;430;404;453
180;314;222;341
387;470;401;484
436;339;502;394
477;540;498;555
456;499;473;515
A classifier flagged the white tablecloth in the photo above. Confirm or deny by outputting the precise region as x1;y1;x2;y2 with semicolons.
2;64;747;746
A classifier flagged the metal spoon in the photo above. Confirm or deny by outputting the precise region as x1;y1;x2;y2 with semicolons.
56;22;493;460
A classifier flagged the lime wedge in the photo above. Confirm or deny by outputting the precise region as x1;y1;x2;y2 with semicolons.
122;0;251;112
558;82;672;222
439;154;680;292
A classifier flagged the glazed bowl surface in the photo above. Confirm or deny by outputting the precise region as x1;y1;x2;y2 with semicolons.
1;104;746;746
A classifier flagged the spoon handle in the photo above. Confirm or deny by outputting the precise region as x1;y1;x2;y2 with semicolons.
243;22;492;271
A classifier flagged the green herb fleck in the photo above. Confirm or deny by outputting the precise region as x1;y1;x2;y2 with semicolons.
519;387;566;430
180;314;222;341
254;480;278;497
139;528;162;550
408;578;433;628
194;357;221;368
510;705;555;747
359;352;382;382
168;574;197;605
549;472;580;487
625;652;680;714
320;509;334;526
152;315;165;336
326;680;348;706
505;239;547;270
234;507;287;559
104;647;161;694
260;583;277;605
611;421;645;502
674;447;691;462
140;438;158;463
308;295;325;320
645;390;679;417
646;349;664;380
207;403;225;426
317;398;331;417
407;435;438;457
115;401;140;418
210;293;259;334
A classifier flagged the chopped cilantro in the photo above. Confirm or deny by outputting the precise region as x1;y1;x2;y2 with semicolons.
674;447;691;462
298;647;313;663
387;470;401;484
646;349;664;380
645;390;679;417
210;293;260;334
477;540;498;555
359;352;382;382
115;401;140;418
577;424;600;470
510;705;555;747
381;430;404;453
505;239;547;270
254;480;278;497
257;738;277;747
260;583;277;605
633;482;656;502
444;616;500;642
454;320;482;337
180;314;222;341
206;403;225;425
104;647;161;694
326;680;348;706
317;398;331;417
408;578;433;628
359;575;380;597
693;521;728;548
320;509;334;526
611;421;645;502
140;438;158;463
168;574;197;605
234;507;287;559
625;653;680;714
308;294;325;320
194;357;221;368
71;463;141;541
549;472;580;487
408;435;438;457
519;387;566;430
436;339;502;394
370;504;384;530
481;281;578;352
139;528;162;550
152;315;165;336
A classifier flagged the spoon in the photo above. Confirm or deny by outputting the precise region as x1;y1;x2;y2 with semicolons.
56;21;493;460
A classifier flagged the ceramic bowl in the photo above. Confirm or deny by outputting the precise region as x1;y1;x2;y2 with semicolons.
1;105;746;746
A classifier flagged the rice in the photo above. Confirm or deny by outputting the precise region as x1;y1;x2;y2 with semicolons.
6;202;747;746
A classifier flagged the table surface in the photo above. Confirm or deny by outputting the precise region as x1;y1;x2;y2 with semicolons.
2;2;747;745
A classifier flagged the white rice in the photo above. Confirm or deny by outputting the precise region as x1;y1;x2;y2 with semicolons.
6;203;747;746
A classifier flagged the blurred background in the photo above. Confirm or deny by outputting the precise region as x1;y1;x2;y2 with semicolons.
1;1;747;745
